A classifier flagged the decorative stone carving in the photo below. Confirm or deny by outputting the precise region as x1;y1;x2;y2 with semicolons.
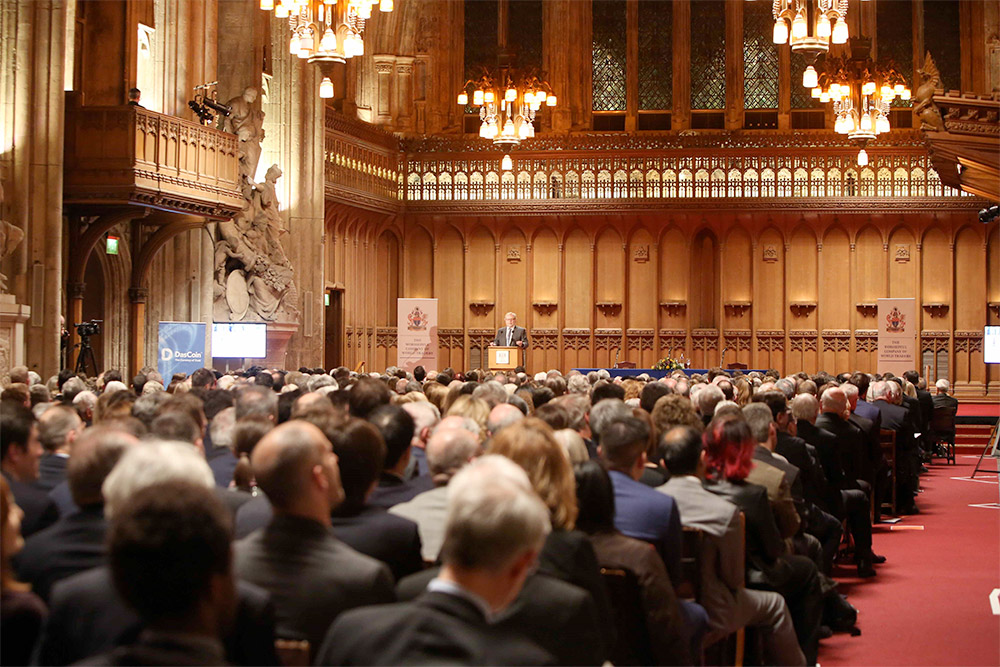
0;180;24;293
213;160;299;323
220;87;265;187
762;244;779;262
894;244;911;262
506;246;521;262
914;53;946;132
633;244;650;263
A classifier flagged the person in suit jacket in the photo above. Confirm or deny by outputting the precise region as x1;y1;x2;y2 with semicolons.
36;404;83;491
234;421;395;655
932;379;959;412
315;456;555;666
366;405;436;509
701;416;823;665
396;564;605;665
659;426;806;666
16;426;137;601
871;380;920;512
1;401;59;537
493;311;529;349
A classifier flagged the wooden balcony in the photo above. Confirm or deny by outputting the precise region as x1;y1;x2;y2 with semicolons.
64;99;243;220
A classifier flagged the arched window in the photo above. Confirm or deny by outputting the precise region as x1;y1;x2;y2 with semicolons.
645;169;661;198
810;168;825;197
582;170;596;198
470;171;484;200
690;0;726;110
438;172;452;201
592;0;627;112
534;171;547;199
407;172;421;201
743;0;778;110
517;171;531;199
664;169;678;198
566;171;581;198
454;172;468;201
894;167;909;196
422;172;437;201
744;168;759;197
761;168;776;197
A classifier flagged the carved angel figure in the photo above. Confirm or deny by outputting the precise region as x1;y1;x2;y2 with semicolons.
915;52;946;132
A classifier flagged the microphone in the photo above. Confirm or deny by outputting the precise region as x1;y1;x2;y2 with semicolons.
614;347;620;368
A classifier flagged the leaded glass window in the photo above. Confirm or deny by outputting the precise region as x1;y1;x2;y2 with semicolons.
464;0;498;82
593;0;627;111
877;0;912;107
922;0;960;91
791;52;821;109
690;0;726;110
743;0;778;109
509;0;543;70
638;0;672;110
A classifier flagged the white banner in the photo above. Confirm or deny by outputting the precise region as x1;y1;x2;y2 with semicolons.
397;299;438;372
877;298;917;376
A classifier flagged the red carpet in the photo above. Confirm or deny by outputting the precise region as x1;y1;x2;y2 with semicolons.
957;402;1000;418
819;458;1000;666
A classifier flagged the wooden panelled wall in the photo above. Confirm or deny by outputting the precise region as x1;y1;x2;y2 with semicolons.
328;207;1000;397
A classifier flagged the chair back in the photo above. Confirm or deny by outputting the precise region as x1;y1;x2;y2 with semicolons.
930;405;957;434
274;639;310;667
677;526;704;601
600;566;655;666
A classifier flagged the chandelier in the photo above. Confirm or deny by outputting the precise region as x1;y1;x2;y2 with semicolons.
259;0;393;98
457;67;556;170
810;41;911;165
766;0;859;87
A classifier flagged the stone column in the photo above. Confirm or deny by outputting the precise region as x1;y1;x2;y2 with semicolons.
395;56;415;132
66;281;86;370
2;0;67;379
128;287;149;375
373;55;396;127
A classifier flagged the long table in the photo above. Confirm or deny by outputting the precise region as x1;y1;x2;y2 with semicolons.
572;368;767;379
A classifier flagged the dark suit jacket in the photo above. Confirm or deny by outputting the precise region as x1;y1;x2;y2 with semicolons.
315;591;554;666
36;453;69;491
855;398;882;424
41;566;278;666
397;568;605;666
367;471;435;509
608;470;683;584
234;514;396;653
493;325;529;349
815;412;866;487
874;400;917;451
78;632;226;666
704;479;784;568
233;494;272;539
775;431;828;510
932;393;959;412
15;504;106;601
206;446;238;488
49;480;78;517
2;471;59;538
330;502;424;581
794;422;844;515
916;389;934;432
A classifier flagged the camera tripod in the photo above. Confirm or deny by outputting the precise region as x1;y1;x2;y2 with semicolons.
74;336;99;377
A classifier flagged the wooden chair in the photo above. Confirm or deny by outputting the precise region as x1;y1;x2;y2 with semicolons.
879;429;898;516
600;566;655;666
677;526;704;601
274;639;310;667
704;513;747;667
929;405;958;465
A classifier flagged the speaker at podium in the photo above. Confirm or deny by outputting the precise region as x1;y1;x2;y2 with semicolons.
488;346;520;371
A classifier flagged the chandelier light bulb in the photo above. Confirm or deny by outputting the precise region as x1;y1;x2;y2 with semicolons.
881;85;894;100
894;83;905;94
860;113;872;132
457;92;468;106
275;2;289;18
505;88;517;102
479;122;489;139
489;123;499;139
319;76;334;98
502;118;515;137
320;27;336;52
901;88;911;100
876;114;890;134
834;116;845;133
773;19;789;44
501;154;513;172
828;82;840;98
844;113;856;132
857;149;868;166
802;65;818;89
811;87;822;99
524;122;535;138
289;32;300;54
484;90;495;103
260;0;274;10
546;95;556;107
816;13;831;39
473;89;484;105
820;91;830;103
523;91;534;105
791;12;807;40
832;18;848;44
380;0;393;11
358;2;372;19
862;81;876;96
536;90;547;104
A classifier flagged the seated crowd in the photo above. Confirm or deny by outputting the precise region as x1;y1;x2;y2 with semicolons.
0;362;956;665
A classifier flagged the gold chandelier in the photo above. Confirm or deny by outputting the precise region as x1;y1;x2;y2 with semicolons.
259;0;393;98
811;41;911;165
458;66;556;170
766;0;861;87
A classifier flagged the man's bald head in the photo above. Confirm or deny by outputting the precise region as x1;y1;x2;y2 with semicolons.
426;427;480;480
820;387;848;415
252;420;341;512
487;403;524;436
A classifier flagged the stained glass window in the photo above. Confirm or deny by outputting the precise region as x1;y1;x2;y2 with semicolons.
690;0;726;110
790;52;821;109
592;0;627;111
464;0;498;83
509;0;543;70
877;0;913;107
638;0;672;110
922;0;961;91
743;0;777;109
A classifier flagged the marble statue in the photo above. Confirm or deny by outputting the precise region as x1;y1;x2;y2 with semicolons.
220;87;265;185
0;180;25;293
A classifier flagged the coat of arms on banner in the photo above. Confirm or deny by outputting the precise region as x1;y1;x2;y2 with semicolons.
885;307;906;333
407;307;428;331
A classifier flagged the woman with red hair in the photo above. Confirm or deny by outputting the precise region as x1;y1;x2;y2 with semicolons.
702;416;823;665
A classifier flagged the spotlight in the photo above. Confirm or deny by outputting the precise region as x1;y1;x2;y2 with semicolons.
979;205;1000;224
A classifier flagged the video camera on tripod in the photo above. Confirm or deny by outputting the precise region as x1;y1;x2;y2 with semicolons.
73;320;102;376
76;319;102;338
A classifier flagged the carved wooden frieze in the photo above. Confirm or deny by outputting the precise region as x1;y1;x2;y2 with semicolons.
762;244;779;262
755;330;785;352
375;327;397;348
691;329;719;351
788;331;819;352
821;329;851;352
724;330;752;351
953;330;984;353
531;328;559;350
854;330;878;352
595;329;623;350
626;329;655;351
562;328;592;350
894;244;911;262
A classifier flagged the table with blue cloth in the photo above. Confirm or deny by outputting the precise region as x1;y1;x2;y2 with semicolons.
572;368;767;378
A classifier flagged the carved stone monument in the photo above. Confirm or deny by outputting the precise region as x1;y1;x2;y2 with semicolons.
0;178;31;381
212;87;299;365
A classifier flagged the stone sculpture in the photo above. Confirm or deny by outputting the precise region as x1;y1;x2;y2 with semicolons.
0;180;25;294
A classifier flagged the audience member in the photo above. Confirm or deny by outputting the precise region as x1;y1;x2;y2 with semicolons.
36;404;84;491
1;401;58;537
1;475;48;666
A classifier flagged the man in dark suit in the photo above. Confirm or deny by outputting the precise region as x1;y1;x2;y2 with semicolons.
871;380;920;513
16;426;137;601
1;400;59;537
932;378;959;412
315;455;554;666
80;481;252;666
35;404;83;491
815;388;878;577
493;311;529;349
234;421;395;655
366;404;435;509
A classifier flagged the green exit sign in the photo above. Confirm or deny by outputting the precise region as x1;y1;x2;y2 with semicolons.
324;293;330;306
106;236;119;255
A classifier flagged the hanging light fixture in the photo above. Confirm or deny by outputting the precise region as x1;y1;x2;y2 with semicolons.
457;66;556;154
811;39;910;165
260;0;392;98
764;0;864;86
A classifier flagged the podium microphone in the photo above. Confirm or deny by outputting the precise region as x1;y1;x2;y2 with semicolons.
613;347;620;368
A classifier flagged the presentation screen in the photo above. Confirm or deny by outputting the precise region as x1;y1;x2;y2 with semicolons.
986;326;1000;364
212;322;267;358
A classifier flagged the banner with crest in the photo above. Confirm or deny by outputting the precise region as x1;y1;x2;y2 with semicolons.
397;299;438;372
877;298;917;376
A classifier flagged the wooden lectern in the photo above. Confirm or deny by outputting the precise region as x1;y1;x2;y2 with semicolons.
488;346;520;371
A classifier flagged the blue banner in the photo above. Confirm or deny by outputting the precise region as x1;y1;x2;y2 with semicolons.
158;322;207;379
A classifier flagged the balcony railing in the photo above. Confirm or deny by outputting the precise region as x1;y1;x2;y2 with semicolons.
64;100;243;219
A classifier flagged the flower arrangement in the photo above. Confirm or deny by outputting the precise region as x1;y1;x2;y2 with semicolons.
652;356;687;371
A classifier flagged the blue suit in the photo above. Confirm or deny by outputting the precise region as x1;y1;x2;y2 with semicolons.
608;470;682;584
